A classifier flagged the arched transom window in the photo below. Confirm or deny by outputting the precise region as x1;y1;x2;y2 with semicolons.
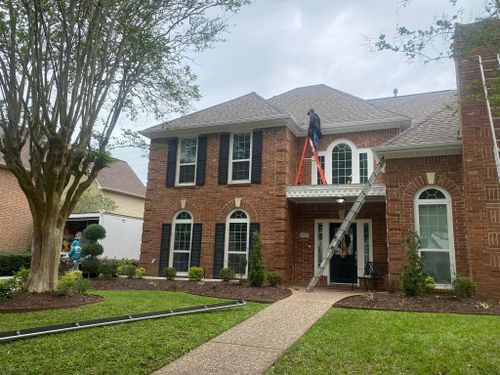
415;187;455;284
170;211;193;273
225;210;250;276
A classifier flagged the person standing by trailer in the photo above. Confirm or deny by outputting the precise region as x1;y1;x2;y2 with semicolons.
68;239;82;272
307;109;322;150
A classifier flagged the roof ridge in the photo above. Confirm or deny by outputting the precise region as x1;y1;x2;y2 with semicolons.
252;92;285;114
368;89;456;101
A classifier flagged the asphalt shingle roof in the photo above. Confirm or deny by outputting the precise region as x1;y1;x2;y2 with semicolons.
369;90;460;149
142;92;284;135
267;84;407;126
96;159;146;197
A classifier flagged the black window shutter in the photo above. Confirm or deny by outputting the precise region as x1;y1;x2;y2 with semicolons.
196;136;207;186
251;130;263;184
159;224;171;275
166;138;178;187
218;134;230;185
190;224;202;267
248;223;260;256
213;223;225;277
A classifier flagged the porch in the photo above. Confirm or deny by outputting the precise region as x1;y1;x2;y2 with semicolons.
287;186;387;288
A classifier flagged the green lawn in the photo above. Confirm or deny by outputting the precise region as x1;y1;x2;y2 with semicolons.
268;308;500;375
0;290;267;375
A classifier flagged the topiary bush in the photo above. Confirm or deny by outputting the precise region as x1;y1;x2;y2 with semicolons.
452;276;477;298
164;267;177;280
83;224;107;242
0;252;31;276
248;232;265;287
81;258;100;275
219;267;235;282
188;267;204;281
266;271;282;287
401;231;426;296
81;242;104;258
134;267;146;279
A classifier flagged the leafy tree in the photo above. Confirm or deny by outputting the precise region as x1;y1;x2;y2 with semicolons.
372;1;499;110
0;0;250;292
72;190;117;214
248;232;265;287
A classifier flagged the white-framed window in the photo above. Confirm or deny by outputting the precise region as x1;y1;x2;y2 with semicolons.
225;210;250;276
414;187;456;284
170;211;193;273
313;139;373;185
229;133;252;183
176;138;198;185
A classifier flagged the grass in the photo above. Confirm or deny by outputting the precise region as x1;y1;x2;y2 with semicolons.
0;290;267;375
267;308;500;375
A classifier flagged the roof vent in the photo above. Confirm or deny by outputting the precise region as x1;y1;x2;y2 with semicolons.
393;88;398;97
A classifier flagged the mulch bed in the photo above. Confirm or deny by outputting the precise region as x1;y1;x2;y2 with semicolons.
91;277;292;303
335;291;500;315
0;292;104;313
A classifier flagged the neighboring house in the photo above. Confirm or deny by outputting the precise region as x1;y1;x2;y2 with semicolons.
138;21;500;298
0;146;146;259
65;159;146;260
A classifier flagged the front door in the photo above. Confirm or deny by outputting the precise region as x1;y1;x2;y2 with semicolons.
329;223;357;284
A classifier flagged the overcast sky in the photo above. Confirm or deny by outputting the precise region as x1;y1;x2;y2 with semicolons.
112;0;485;183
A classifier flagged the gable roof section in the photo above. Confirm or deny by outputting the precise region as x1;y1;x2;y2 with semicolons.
141;92;289;138
372;90;461;157
96;159;146;198
267;84;409;128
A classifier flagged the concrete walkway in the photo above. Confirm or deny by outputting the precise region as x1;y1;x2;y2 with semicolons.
152;289;357;375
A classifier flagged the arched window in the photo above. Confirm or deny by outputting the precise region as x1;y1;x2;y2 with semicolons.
314;140;373;185
225;210;250;276
415;187;455;283
332;143;352;184
170;211;193;273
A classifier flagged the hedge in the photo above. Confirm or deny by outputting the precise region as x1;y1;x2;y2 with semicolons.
0;252;31;276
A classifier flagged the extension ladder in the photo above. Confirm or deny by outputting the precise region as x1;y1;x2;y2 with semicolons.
296;137;327;185
305;157;386;292
478;54;500;180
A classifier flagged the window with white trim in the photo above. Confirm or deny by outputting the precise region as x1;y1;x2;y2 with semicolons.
225;210;249;276
177;138;197;185
229;133;252;182
170;211;193;273
415;187;455;284
312;140;373;185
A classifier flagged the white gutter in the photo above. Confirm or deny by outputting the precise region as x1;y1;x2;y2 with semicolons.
375;141;462;159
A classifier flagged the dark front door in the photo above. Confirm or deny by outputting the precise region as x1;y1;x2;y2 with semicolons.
330;223;357;284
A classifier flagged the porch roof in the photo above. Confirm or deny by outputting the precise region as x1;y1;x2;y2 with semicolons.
286;184;386;203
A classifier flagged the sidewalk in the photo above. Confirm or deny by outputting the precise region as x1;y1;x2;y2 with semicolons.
152;289;357;375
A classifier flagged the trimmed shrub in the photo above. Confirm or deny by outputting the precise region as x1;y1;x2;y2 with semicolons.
126;264;137;279
219;267;235;282
135;267;146;279
0;252;31;276
188;267;204;281
267;271;282;287
56;273;77;296
164;267;177;280
452;276;477;298
81;258;100;274
81;242;104;258
423;275;436;294
401;231;426;296
83;224;107;242
98;260;118;279
385;274;401;293
248;232;265;287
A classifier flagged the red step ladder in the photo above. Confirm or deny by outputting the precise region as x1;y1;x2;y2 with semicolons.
295;137;327;185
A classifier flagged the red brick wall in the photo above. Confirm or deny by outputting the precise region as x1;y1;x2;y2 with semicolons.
296;129;399;185
140;126;294;280
384;155;467;278
455;21;500;298
291;202;387;285
0;168;32;251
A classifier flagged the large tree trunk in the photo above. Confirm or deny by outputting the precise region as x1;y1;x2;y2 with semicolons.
26;212;64;293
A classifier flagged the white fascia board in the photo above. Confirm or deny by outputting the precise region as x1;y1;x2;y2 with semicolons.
68;213;100;220
375;142;462;159
286;184;386;199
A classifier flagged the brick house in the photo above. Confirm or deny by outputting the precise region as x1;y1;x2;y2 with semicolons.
139;22;500;298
